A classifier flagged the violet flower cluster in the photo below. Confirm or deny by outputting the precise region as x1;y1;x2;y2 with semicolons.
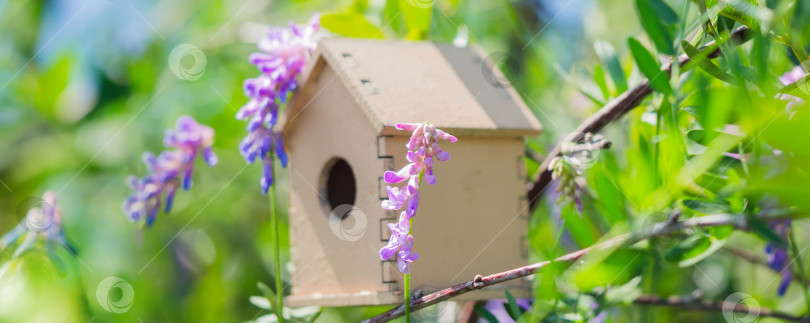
1;191;74;257
548;133;605;213
122;116;217;227
237;13;319;194
379;122;457;274
765;219;792;296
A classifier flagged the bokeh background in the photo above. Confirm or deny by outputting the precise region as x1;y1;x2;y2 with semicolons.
2;0;809;322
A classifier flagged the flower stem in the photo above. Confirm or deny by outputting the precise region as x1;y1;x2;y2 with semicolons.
269;150;284;323
404;272;411;323
403;173;423;323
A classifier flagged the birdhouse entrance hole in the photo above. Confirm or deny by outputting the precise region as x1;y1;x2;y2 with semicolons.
319;158;357;219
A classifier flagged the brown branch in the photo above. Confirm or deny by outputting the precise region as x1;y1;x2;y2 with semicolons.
362;211;801;323
526;26;755;212
560;134;612;154
632;294;810;322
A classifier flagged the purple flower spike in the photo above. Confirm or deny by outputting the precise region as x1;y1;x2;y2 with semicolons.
123;116;217;228
237;13;320;193
379;122;456;273
765;219;793;296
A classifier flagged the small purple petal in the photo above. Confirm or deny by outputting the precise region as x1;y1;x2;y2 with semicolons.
405;191;420;218
203;147;218;166
384;164;412;184
275;134;288;167
436;129;457;142
182;164;194;190
424;167;436;185
395;123;420;131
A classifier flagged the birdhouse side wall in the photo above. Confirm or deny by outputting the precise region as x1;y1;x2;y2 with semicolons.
382;135;531;294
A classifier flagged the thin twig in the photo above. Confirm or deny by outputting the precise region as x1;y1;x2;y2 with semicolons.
632;294;810;322
526;26;754;212
362;211;802;323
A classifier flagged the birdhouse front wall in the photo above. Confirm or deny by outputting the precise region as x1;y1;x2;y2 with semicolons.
381;135;531;299
286;64;397;305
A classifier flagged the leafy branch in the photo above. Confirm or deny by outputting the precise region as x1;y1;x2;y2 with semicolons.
363;211;804;322
526;25;754;212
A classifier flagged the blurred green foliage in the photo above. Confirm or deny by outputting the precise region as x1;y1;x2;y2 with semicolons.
2;0;810;322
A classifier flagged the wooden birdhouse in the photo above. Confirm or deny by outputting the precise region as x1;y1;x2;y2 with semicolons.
280;38;542;307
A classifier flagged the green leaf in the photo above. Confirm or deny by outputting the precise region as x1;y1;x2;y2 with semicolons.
678;236;727;267
474;304;499;323
634;0;674;55
554;64;605;106
694;172;728;193
717;1;761;30
682;199;731;214
593;64;610;100
681;40;734;83
257;281;276;300
648;0;679;25
383;0;405;36
351;0;368;13
399;0;432;40
628;37;672;95
665;235;704;262
604;276;643;304
594;41;628;93
681;106;700;117
505;290;523;321
321;12;384;38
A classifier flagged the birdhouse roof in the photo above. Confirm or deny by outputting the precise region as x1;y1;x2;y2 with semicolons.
283;38;542;137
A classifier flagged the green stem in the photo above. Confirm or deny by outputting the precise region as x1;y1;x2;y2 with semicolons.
404;272;411;323
403;173;425;323
788;230;810;312
269;150;284;323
